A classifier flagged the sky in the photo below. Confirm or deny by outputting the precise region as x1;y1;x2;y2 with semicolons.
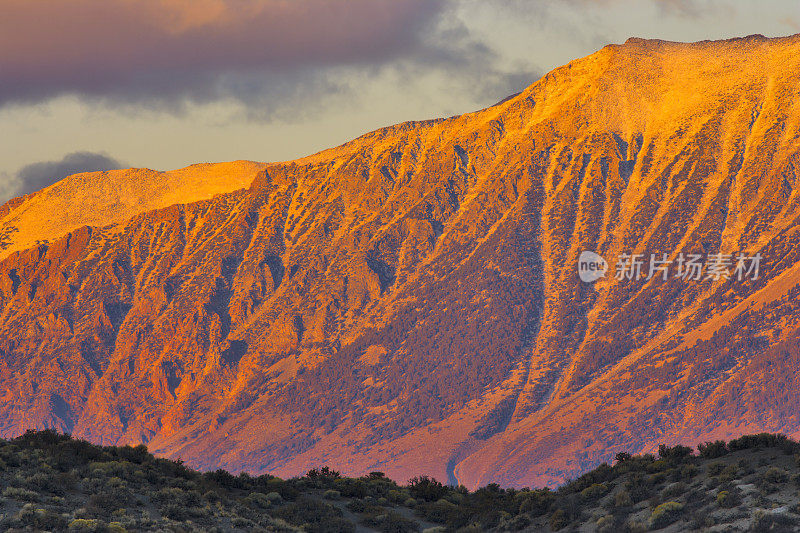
1;0;799;202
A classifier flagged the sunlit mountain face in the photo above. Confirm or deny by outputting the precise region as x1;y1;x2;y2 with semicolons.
1;34;800;489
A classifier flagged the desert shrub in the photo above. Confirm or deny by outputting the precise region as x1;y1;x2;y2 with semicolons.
152;486;200;507
719;464;739;482
690;511;716;530
161;502;190;521
658;444;693;464
615;452;632;463
348;498;372;513
517;488;554;516
88;491;127;515
626;520;648;533
24;470;65;494
716;490;740;508
580;483;610;501
243;491;267;509
334;478;369;498
261;477;298;501
407;476;448;502
763;467;789;484
68;519;106;532
707;462;726;476
276;496;353;531
115;444;149;464
648;501;684;529
698;440;728;458
624;474;654;503
231;516;257;529
324;489;341;500
564;463;615;493
549;508;568;531
17;504;68;530
3;486;39;502
661;482;686;499
363;511;419;533
204;468;242;489
749;510;798;532
728;434;794;452
0;446;21;467
388;489;408;504
679;464;699;480
422;499;459;523
738;458;755;476
596;514;617;533
614;454;656;476
502;513;531;531
307;466;342;479
614;490;633;508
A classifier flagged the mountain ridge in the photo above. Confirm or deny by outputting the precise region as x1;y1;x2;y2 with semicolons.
1;34;800;489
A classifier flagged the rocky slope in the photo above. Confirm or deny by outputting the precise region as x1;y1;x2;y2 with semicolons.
1;34;800;489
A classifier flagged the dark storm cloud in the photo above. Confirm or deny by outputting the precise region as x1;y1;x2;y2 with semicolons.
0;0;445;108
0;152;127;202
0;0;540;115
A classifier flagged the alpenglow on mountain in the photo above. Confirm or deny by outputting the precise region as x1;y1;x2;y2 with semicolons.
1;34;799;489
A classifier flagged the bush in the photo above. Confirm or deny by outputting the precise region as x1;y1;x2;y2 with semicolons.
68;519;105;532
763;467;789;484
649;501;684;529
658;444;693;464
549;508;568;531
661;482;686;499
2;486;39;502
729;434;795;453
244;491;272;509
407;476;448;502
17;504;68;530
517;489;554;516
504;514;531;531
719;464;739;483
750;510;798;532
707;462;726;476
615;452;632;463
698;440;728;458
422;499;459;523
364;511;419;533
679;464;699;480
716;490;740;508
614;490;633;508
596;514;616;533
580;483;609;501
307;466;342;479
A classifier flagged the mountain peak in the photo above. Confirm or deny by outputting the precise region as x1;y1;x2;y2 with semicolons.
0;160;266;260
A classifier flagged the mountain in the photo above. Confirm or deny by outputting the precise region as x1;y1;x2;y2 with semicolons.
2;34;800;490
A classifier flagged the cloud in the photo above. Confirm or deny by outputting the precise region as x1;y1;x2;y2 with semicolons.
0;0;539;117
654;0;705;17
0;152;127;203
0;0;444;109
